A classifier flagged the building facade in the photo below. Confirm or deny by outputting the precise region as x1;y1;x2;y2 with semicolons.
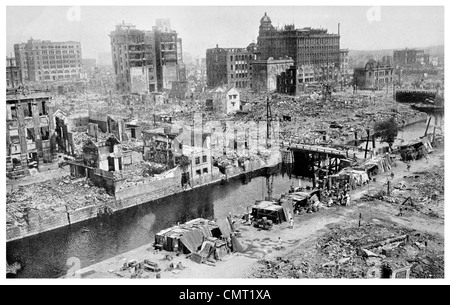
393;48;430;68
206;45;254;89
353;59;394;90
14;38;82;82
6;57;22;89
339;49;350;76
110;22;157;94
110;20;186;94
251;57;294;93
257;13;340;81
6;92;57;178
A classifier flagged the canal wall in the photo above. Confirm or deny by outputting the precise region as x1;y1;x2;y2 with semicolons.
6;156;280;242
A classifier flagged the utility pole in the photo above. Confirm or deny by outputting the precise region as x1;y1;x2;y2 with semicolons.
364;128;370;159
266;96;272;149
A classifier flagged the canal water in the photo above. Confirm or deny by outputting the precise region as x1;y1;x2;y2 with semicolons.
7;166;310;278
358;113;444;151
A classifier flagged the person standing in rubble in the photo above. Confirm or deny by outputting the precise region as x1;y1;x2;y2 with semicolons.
345;193;350;206
289;217;294;229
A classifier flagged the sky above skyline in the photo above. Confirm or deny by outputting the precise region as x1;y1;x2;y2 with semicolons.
6;6;444;60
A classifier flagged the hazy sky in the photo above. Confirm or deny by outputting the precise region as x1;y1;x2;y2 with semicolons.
6;6;444;60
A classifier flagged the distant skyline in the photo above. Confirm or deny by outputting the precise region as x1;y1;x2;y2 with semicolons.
6;6;444;60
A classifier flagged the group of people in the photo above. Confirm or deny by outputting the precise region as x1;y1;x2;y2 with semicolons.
323;183;351;207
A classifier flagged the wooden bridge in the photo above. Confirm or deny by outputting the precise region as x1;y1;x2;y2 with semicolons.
281;143;350;188
286;143;347;158
395;89;437;104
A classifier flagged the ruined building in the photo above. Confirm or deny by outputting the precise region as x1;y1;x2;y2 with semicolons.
6;57;22;89
206;45;254;89
251;57;294;93
205;13;344;95
393;48;430;68
14;38;82;82
353;59;394;90
6;92;57;178
110;20;186;94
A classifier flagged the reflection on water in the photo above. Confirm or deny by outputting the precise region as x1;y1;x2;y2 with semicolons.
7;166;307;278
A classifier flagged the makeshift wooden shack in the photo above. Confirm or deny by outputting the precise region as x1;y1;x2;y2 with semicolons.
154;218;224;254
399;138;433;161
190;237;230;264
284;189;321;213
251;201;286;224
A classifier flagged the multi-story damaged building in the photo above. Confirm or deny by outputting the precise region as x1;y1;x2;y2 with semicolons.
353;59;394;90
339;49;350;77
205;13;343;95
110;22;157;94
6;57;22;89
206;45;254;89
110;19;186;94
393;48;430;68
257;13;340;81
14;38;82;82
6;92;58;178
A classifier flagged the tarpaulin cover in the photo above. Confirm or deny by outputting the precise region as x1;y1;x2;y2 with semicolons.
218;219;232;237
198;240;215;258
179;229;204;253
231;235;245;253
200;225;212;238
280;199;293;221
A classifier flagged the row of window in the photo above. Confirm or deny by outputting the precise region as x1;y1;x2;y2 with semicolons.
8;100;48;120
195;167;209;176
195;155;208;165
230;64;248;70
33;45;78;49
37;50;80;55
229;54;251;61
230;73;248;79
368;71;393;77
235;81;248;88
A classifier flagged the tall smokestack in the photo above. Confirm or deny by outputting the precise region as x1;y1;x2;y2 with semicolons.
338;23;340;35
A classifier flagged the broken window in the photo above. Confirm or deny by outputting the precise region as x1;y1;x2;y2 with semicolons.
195;157;200;165
202;155;207;163
10;135;20;144
203;168;208;174
9;105;18;120
41;126;50;141
196;169;201;176
26;128;35;141
39;101;48;116
23;103;31;117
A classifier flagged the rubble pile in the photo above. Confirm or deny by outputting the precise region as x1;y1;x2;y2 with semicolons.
6;176;113;227
236;92;422;145
118;162;169;182
73;132;92;156
362;166;445;218
252;223;444;278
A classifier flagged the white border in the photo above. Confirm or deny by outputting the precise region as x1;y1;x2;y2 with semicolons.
1;0;448;286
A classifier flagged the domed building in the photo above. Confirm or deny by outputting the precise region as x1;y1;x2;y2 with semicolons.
353;59;394;90
259;12;274;33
